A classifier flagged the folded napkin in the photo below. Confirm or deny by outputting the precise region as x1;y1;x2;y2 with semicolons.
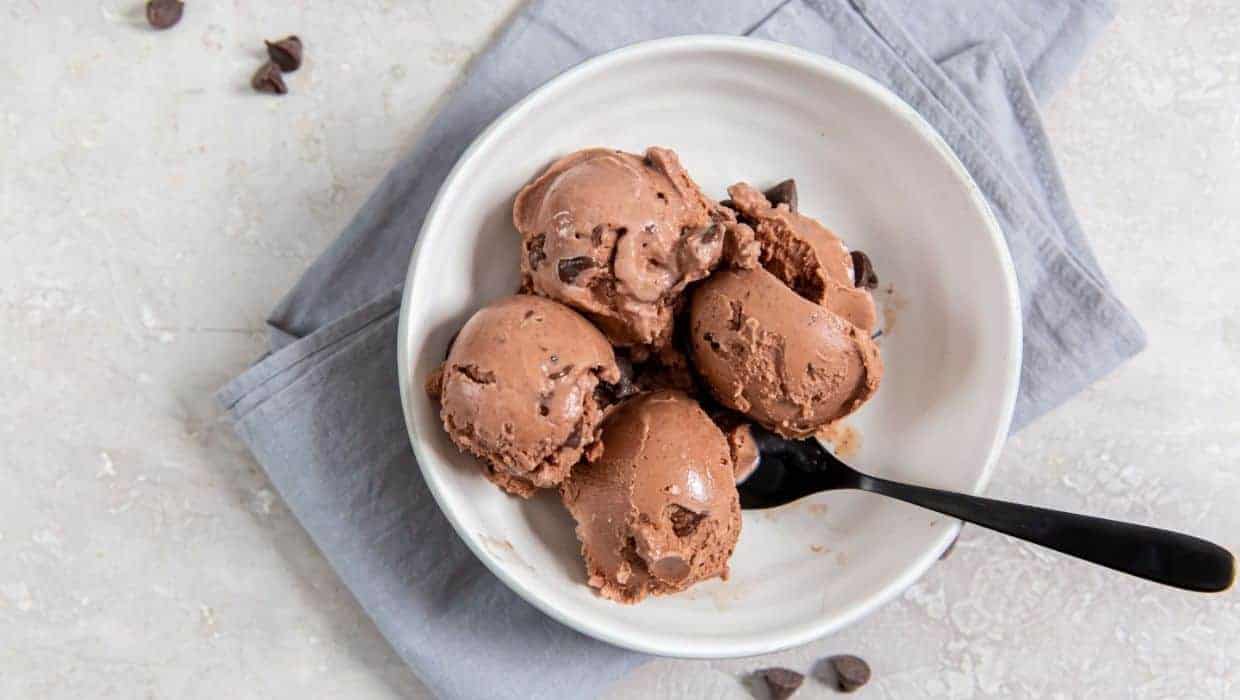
218;1;1144;698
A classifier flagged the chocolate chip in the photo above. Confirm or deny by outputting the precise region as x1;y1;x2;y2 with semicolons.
595;354;639;407
526;234;547;270
667;505;705;537
850;250;879;289
758;667;804;700
719;199;735;210
251;61;288;95
763;179;798;212
145;0;183;29
824;655;870;693
565;424;584;448
455;364;496;385
265;35;303;72
557;256;595;284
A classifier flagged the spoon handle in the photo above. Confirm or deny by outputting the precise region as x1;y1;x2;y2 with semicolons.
857;474;1235;592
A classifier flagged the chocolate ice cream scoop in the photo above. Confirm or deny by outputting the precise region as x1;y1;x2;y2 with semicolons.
689;267;882;439
514;147;735;350
727;182;878;333
561;390;742;603
426;295;620;497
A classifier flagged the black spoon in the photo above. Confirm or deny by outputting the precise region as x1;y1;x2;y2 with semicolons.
740;425;1235;593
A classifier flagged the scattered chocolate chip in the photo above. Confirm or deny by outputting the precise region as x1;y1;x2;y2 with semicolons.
251;61;288;95
764;179;798;212
719;199;735;210
824;655;871;693
145;0;183;29
526;234;547;270
265;35;303;72
758;667;804;700
850;250;879;289
557;256;595;284
548;364;574;380
565;424;584;448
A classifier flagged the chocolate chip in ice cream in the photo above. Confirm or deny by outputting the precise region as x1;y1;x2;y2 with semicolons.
251;61;288;95
821;655;871;693
850;250;879;289
594;354;639;407
265;36;303;72
557;256;595;284
757;667;804;700
145;0;184;29
526;234;547;270
763;178;798;213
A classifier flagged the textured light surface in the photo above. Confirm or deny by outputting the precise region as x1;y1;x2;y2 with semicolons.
2;1;1238;698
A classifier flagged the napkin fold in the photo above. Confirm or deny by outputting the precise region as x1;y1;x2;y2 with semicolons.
219;1;1143;698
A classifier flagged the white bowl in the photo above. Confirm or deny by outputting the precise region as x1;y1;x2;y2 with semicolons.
397;36;1020;658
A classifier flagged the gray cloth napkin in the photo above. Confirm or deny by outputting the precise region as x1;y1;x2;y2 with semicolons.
218;1;1144;698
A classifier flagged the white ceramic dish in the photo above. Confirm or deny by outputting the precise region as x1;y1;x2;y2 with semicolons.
397;36;1020;658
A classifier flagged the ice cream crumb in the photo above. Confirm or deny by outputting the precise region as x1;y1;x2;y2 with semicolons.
879;283;907;336
818;422;861;459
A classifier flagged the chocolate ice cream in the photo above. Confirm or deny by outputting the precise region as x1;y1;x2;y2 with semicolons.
688;267;882;439
514;147;755;351
726;182;878;333
426;295;620;497
561;391;742;603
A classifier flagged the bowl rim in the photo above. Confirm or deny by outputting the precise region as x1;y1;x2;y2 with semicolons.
396;34;1022;658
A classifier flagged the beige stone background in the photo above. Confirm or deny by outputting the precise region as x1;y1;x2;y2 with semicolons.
2;1;1237;697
